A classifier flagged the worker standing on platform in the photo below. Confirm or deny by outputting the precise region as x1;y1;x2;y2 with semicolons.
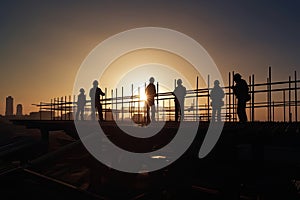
210;80;224;122
232;73;250;122
89;80;105;121
173;79;186;121
75;88;86;120
145;77;157;123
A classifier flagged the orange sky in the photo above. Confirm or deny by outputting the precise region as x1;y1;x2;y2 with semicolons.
1;1;299;117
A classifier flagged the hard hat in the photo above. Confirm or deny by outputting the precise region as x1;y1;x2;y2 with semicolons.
233;73;242;80
214;80;220;85
177;79;182;85
93;80;99;86
149;77;155;83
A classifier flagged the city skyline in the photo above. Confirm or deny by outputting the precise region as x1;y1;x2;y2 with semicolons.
1;1;300;115
3;95;24;116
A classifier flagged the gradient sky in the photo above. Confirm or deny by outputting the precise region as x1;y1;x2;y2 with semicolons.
0;0;299;115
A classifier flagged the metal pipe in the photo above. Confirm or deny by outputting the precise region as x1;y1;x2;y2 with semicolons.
115;88;118;121
295;71;298;122
267;78;270;121
289;76;292;122
196;76;199;120
272;101;275;121
50;99;53;120
283;90;286;122
64;96;67;120
131;84;133;119
122;87;124;121
57;97;59;120
39;102;42;120
138;86;140;122
144;82;147;121
169;99;171;121
232;71;235;121
193;99;195;121
60;97;63;120
249;76;252;121
252;74;255;122
111;90;113;121
157;82;159;121
269;66;272;122
105;88;107;119
54;98;56;120
228;72;231;122
207;74;210;121
69;95;71;120
73;95;76;120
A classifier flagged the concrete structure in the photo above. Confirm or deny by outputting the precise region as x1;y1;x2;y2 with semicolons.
29;111;54;120
5;96;14;116
16;104;23;116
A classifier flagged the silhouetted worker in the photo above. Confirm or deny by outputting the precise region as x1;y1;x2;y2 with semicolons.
75;88;86;120
89;80;105;121
210;80;224;122
145;77;157;123
232;73;249;122
173;79;186;121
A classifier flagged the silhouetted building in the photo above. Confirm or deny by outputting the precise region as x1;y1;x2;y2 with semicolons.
16;104;23;116
5;96;14;116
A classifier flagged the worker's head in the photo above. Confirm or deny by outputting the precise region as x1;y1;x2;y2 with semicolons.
80;88;85;93
149;77;155;83
214;80;220;86
93;80;99;87
177;79;183;85
233;73;242;82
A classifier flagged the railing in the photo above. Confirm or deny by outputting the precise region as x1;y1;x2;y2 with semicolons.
34;67;299;122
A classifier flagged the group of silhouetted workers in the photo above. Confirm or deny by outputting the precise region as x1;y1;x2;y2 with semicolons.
75;73;250;123
75;80;105;121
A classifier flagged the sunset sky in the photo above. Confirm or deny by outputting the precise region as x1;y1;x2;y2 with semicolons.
0;0;299;115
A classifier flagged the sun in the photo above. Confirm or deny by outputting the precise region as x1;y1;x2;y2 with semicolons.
139;90;147;107
140;91;147;101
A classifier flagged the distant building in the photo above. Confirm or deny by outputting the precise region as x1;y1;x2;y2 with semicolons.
29;111;54;120
16;104;23;116
5;96;14;116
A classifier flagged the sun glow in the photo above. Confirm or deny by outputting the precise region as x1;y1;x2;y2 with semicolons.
140;90;146;101
137;89;146;107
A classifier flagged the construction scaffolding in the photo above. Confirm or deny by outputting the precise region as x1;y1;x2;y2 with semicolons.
34;67;299;123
